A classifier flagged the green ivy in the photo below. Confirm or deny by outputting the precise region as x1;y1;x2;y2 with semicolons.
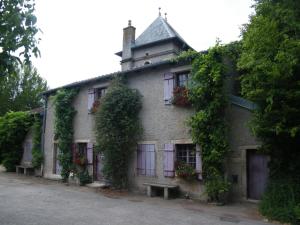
95;77;142;189
0;111;33;171
53;88;78;182
31;114;43;168
174;43;231;201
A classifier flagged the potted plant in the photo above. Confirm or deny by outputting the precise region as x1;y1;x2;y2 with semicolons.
91;100;100;113
171;86;191;107
175;161;196;180
74;152;87;166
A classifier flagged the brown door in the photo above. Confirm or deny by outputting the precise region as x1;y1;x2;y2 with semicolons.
93;153;104;181
247;150;269;200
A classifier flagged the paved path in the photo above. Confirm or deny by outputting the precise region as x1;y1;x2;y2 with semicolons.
0;172;275;225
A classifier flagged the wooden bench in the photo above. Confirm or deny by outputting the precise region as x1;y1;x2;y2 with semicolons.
143;183;178;199
16;164;34;175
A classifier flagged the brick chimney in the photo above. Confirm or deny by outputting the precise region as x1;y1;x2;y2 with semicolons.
121;20;135;71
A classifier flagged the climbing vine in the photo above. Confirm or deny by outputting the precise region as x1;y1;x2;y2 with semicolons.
32;114;43;168
174;44;231;201
53;88;78;181
95;77;142;189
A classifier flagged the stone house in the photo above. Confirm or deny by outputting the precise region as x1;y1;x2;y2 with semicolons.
41;15;268;201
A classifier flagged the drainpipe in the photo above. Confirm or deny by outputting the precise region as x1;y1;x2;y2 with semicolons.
41;95;48;177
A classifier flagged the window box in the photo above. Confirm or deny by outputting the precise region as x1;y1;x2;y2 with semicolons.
175;161;196;180
171;86;190;107
90;100;100;114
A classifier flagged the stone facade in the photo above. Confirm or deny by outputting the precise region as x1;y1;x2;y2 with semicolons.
42;15;260;201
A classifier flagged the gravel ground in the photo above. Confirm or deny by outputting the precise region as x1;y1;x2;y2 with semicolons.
0;170;276;225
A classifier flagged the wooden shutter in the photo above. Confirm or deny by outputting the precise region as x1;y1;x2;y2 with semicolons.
145;144;155;176
88;88;95;112
137;144;145;175
72;143;76;163
164;144;175;177
196;144;203;180
164;73;174;104
87;143;93;164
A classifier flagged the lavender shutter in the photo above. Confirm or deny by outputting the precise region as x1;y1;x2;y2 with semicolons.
164;73;174;104
137;145;146;175
88;88;95;111
196;144;203;180
87;143;93;164
164;144;175;177
145;144;155;176
72;143;76;163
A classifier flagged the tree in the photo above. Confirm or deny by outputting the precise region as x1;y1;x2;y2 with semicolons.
238;0;300;223
95;77;142;189
0;0;40;76
0;64;48;116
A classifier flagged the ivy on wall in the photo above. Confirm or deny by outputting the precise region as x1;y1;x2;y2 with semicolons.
53;88;78;181
174;44;231;202
95;77;142;189
32;114;43;168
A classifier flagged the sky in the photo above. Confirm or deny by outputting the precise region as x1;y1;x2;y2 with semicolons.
32;0;255;89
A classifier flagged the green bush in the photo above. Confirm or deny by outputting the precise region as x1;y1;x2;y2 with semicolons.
205;175;231;204
95;77;142;189
0;111;33;171
77;169;92;186
32;115;43;168
260;179;300;225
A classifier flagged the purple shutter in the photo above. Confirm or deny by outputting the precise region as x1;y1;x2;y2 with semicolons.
164;73;174;104
72;143;76;163
196;144;203;180
145;144;155;176
87;143;93;164
56;146;62;174
88;88;95;112
164;144;175;177
137;144;146;175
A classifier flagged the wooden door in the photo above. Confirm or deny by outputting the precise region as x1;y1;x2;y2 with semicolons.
93;153;104;181
247;150;269;200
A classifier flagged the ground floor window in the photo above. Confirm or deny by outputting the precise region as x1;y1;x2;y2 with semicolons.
73;143;87;166
176;144;196;168
137;144;155;176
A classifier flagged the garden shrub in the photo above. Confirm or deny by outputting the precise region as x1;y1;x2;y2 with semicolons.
260;179;300;225
0;111;33;171
95;77;142;189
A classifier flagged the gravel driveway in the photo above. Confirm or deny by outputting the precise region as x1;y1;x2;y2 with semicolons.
0;171;275;225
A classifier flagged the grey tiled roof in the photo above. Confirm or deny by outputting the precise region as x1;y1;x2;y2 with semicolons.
230;95;257;111
134;16;190;48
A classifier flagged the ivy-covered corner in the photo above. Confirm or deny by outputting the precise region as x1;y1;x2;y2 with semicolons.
53;88;78;182
32;114;43;169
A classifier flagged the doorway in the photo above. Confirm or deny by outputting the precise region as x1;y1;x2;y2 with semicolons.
247;149;269;200
93;153;104;181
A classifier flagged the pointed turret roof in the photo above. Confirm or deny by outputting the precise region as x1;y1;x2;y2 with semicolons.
134;16;190;48
116;16;192;56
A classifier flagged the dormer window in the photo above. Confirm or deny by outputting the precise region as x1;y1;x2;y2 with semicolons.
96;87;107;100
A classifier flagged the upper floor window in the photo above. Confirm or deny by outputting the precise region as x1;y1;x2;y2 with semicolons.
97;87;107;100
176;72;189;87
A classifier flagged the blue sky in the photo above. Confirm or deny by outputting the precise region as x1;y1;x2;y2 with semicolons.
32;0;254;88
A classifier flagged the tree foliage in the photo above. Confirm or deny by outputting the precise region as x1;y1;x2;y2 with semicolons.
238;0;300;223
0;0;40;76
95;77;142;189
0;64;48;116
0;111;33;171
53;89;78;181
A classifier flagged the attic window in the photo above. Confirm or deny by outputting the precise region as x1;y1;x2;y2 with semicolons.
145;52;149;56
144;61;151;65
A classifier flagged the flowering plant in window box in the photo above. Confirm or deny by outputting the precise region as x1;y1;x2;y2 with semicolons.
74;153;87;166
175;161;196;180
171;86;191;107
91;100;100;113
